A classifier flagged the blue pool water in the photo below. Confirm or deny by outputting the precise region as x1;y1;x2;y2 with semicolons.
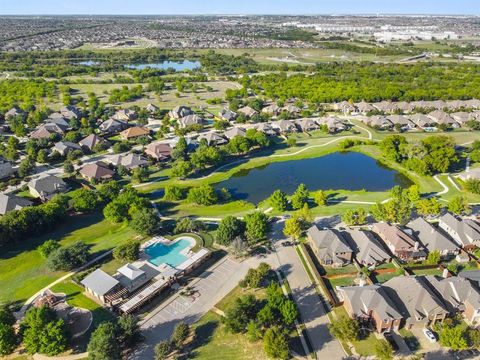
144;238;193;267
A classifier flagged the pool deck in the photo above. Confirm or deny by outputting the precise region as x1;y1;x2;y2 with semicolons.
119;236;209;314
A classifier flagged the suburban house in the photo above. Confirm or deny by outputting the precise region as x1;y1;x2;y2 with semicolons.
282;104;301;116
47;116;70;130
334;100;356;114
219;108;237;122
81;269;123;305
372;223;427;262
51;141;82;157
106;153;148;170
382;276;449;329
0;157;14;179
364;116;393;130
5;106;27;119
307;226;353;267
144;142;173;161
30;122;66;139
145;103;159;114
428;110;457;127
261;104;281;116
396;101;415;113
168;105;193;119
28;174;68;201
119;126;150;141
386;115;415;130
177;114;205;128
338;285;403;333
344;229;391;267
99;118;129;134
317;117;347;132
237;106;258;118
223;127;246;140
410;113;435;128
372;101;397;113
406;217;460;258
438;213;480;250
78;134;108;152
459;270;480;286
426;275;480;326
272;119;297;133
295;118;320;132
354;101;375;114
60;106;81;120
197;132;227;146
255;122;277;136
79;162;114;181
113;109;137;121
0;193;32;215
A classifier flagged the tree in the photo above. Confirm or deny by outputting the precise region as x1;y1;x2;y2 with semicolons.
63;160;74;175
263;327;290;360
439;324;468;350
291;183;309;210
113;241;140;262
286;138;296;148
224;295;259;333
314;190;328;206
246;320;262;342
448;196;471;216
427;250;441;265
328;316;359;342
171;160;192;178
118;314;142;348
341;208;368;226
22;306;67;356
244;212;268;244
269;190;288;212
71;188;98;213
37;149;48;163
283;217;302;240
216;216;245;246
407;184;421;203
230;236;248;257
174;217;204;234
171;322;190;349
280;300;298;326
0;323;16;356
130;208;160;235
131;167;149;183
38;239;60;258
154;341;171;360
46;241;89;271
171;137;188;161
187;185;218;205
18;157;35;178
97;181;122;202
465;179;480;195
103;201;129;223
415;197;443;217
379;135;407;163
163;185;184;201
87;322;120;360
375;339;394;360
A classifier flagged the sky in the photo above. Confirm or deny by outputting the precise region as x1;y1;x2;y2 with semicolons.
1;0;479;16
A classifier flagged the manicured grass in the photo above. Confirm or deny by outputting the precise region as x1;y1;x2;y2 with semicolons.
411;268;443;276
0;212;139;304
215;282;271;312
328;276;357;288
373;271;400;284
324;264;358;276
190;311;268;360
352;332;382;357
50;280;115;327
156;200;256;218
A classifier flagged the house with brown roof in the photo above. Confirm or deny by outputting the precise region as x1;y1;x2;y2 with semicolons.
144;142;172;161
79;162;114;181
119;126;150;141
372;223;427;262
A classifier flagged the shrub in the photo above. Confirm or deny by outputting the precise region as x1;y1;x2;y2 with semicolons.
113;241;140;262
46;241;89;271
38;239;60;258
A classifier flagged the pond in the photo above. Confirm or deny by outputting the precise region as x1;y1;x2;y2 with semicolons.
213;152;413;204
124;60;201;71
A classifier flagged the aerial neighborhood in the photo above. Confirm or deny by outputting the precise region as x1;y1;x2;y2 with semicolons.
2;8;480;360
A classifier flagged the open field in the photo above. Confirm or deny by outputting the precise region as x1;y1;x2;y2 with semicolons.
0;213;138;304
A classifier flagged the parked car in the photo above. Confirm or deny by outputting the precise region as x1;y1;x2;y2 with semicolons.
422;328;437;343
452;349;480;359
383;332;399;351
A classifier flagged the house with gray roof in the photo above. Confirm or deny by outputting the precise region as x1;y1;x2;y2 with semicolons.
79;134;108;152
255;122;277;136
197;131;227;146
272;119;297;133
338;285;402;333
219;108;237;122
223;127;246;140
295;118;320;132
386;115;415;129
307;226;353;267
0;193;32;215
106;153;148;170
364;115;393;130
145;103;159;113
47;116;70;131
168;105;193;119
382;276;448;329
406;217;459;258
344;229;391;267
5;106;26;119
0;157;14;179
317;117;347;132
28;174;68;201
81;269;122;305
410;113;435;128
113;109;137;121
438;213;480;250
354;101;375;114
372;101;397;113
428;110;457;127
60;106;81;120
262;104;281;116
282;104;301;116
99;118;129;134
177;114;205;129
334;100;356;114
237;106;258;118
52;141;82;157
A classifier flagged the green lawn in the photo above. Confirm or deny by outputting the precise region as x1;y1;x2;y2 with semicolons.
50;280;115;328
189;311;268;360
352;332;383;357
0;212;139;304
328;276;357;288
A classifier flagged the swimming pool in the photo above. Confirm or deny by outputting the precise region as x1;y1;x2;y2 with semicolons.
144;238;194;267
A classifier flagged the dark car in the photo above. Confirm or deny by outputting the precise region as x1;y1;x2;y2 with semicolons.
383;332;399;352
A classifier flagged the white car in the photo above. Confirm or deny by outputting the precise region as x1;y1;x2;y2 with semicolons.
423;328;437;343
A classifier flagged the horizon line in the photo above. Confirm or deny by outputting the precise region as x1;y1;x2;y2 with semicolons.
0;13;479;17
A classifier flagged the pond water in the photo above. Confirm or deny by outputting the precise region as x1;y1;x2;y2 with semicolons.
124;60;201;71
214;152;412;204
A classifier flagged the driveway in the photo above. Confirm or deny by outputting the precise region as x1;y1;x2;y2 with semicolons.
270;220;344;359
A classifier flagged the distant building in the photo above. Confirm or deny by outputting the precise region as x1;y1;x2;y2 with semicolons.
28;174;68;201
